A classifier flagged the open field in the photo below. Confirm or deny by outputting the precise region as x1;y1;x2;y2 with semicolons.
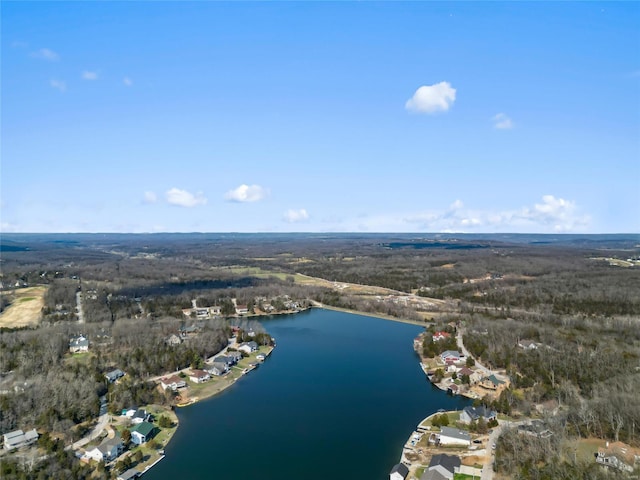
0;286;47;328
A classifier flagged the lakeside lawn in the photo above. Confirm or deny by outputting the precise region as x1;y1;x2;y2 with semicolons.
183;346;274;402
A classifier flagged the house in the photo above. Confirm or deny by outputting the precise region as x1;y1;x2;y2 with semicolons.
445;364;457;374
189;369;210;383
206;362;228;376
440;350;463;364
238;341;258;354
3;429;38;450
86;435;123;462
432;331;451;342
179;324;199;337
227;351;242;363
517;420;553;439
389;462;409;480
117;469;141;480
457;367;481;384
518;339;538;350
104;369;125;383
131;409;151;425
480;374;506;390
235;305;249;315
130;422;155;445
435;427;471;446
595;442;639;473
214;355;233;366
447;384;459;395
165;334;182;346
208;305;222;316
160;375;186;391
420;454;461;480
69;335;89;353
460;405;498;424
256;353;266;361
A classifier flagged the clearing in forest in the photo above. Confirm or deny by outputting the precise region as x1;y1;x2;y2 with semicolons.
0;286;46;328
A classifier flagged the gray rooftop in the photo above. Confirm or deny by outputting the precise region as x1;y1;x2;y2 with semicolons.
439;426;471;442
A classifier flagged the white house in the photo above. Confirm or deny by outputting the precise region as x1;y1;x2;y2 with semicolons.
440;350;464;364
389;463;409;480
238;341;258;354
160;375;186;391
3;429;38;450
69;335;89;353
460;406;498;424
188;369;210;383
130;422;154;445
436;427;471;447
86;436;123;462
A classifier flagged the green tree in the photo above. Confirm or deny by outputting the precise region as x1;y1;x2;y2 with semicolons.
466;356;476;367
158;415;172;428
122;429;131;445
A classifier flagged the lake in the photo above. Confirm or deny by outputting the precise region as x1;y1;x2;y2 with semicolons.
145;308;470;480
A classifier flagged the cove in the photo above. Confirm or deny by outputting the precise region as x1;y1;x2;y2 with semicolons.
145;308;470;480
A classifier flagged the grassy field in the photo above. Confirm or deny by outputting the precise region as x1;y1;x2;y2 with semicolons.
0;286;47;328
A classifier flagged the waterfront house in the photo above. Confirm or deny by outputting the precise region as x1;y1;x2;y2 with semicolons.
457;367;481;384
69;335;89;353
435;427;471;447
86;435;123;462
131;409;151;425
235;305;249;315
104;369;125;383
256;353;266;361
420;454;461;480
206;362;228;376
227;351;243;363
160;375;186;391
440;350;463;364
447;384;459;395
189;369;210;383
238;341;258;354
3;429;38;450
117;469;141;480
389;462;409;480
214;355;233;366
460;405;497;424
432;331;451;342
480;374;505;391
130;422;155;445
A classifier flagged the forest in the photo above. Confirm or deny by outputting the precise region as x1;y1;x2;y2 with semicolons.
0;232;638;478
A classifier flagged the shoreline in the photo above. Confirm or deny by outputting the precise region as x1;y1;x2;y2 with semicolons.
313;304;429;327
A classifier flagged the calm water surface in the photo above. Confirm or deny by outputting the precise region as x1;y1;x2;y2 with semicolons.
146;309;469;480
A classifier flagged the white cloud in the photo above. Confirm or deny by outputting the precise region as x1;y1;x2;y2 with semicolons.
143;191;157;204
165;188;207;207
31;48;59;61
50;79;66;92
449;199;464;211
82;71;98;80
0;222;20;233
405;82;456;114
224;184;269;203
493;113;514;129
123;77;133;86
284;209;309;223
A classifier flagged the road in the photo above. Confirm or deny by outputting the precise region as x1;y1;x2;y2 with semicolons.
67;413;109;451
456;328;492;376
76;291;84;324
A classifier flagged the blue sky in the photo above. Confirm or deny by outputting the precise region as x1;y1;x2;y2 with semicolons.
2;2;638;233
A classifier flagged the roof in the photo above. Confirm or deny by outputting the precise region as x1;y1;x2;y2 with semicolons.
390;463;409;477
463;405;496;420
428;454;461;474
458;367;474;376
486;374;505;385
117;468;141;480
131;421;154;437
440;350;460;358
439;427;471;442
247;341;258;348
105;369;125;381
420;469;449;480
190;369;209;378
70;336;89;347
98;436;122;453
162;375;183;384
